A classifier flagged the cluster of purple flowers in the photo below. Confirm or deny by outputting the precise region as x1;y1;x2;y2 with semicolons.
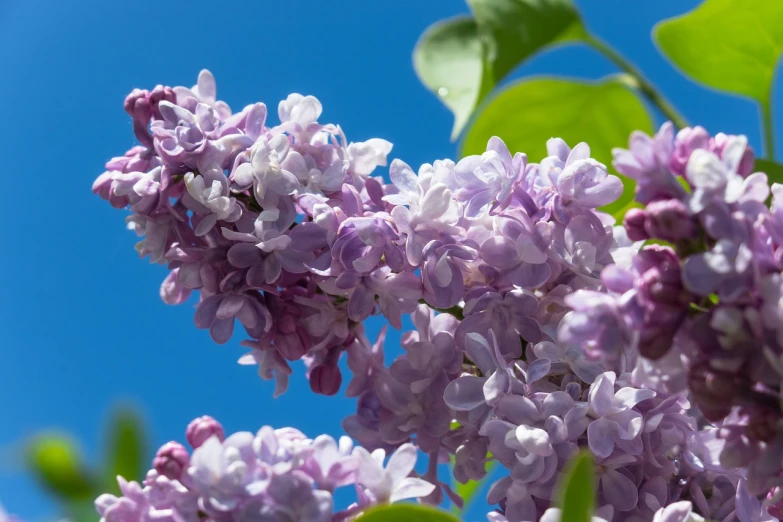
96;415;434;521
93;71;783;521
561;122;783;507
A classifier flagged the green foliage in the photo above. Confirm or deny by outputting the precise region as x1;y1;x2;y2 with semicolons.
26;434;95;501
358;503;461;522
468;0;585;83
654;1;783;104
103;407;146;495
415;0;587;139
557;450;595;522
461;76;653;214
24;406;148;522
756;158;783;185
413;17;492;140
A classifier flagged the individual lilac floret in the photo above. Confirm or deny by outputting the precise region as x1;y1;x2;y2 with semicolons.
444;331;520;423
173;69;232;119
183;168;242;235
304;435;357;492
453;136;526;218
353;443;435;504
479;209;551;289
685;138;768;214
612;122;685;204
536;138;624;214
384;158;461;265
581;371;654;459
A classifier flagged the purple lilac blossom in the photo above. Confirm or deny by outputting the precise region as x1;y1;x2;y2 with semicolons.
95;72;783;520
95;416;434;522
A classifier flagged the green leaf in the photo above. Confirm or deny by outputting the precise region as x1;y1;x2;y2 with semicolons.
468;0;586;81
756;158;783;185
358;503;460;522
415;1;588;139
413;16;493;140
654;0;783;103
461;76;653;214
26;434;95;501
103;407;146;493
612;197;642;223
557;450;595;522
66;500;102;522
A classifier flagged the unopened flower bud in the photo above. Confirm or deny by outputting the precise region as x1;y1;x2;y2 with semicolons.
153;441;190;480
186;415;225;449
310;362;342;396
645;199;695;242
624;208;650;241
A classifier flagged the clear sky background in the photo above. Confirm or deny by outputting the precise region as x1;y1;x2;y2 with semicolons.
0;0;777;520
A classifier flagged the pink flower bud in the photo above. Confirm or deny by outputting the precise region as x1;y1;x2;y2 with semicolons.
644;199;695;242
623;208;650;241
153;441;190;480
186;415;225;449
310;363;342;396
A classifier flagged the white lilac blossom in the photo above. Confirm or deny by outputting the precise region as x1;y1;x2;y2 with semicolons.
94;70;783;520
95;416;434;522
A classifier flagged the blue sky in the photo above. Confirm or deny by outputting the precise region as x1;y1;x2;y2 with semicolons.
0;0;776;519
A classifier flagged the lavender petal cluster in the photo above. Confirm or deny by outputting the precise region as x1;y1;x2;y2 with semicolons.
94;71;783;521
561;122;783;507
95;415;434;522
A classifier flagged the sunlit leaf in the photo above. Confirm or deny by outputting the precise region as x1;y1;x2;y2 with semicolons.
413;16;492;140
654;0;783;103
462;76;653;214
26;434;95;501
468;0;586;81
557;450;595;522
359;503;460;522
415;0;588;139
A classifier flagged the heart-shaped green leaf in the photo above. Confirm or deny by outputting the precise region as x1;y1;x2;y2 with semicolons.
461;76;653;214
358;503;460;522
415;1;588;140
413;16;492;140
557;450;595;522
103;407;147;493
26;433;95;500
468;0;586;81
654;0;783;103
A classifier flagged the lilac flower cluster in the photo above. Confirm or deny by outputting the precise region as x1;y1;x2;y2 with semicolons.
94;71;782;521
561;123;783;508
96;415;434;522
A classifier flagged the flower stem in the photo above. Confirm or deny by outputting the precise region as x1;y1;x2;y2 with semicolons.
586;35;689;130
762;95;777;161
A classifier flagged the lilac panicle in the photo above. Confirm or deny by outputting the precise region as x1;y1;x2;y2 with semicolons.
95;71;783;520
